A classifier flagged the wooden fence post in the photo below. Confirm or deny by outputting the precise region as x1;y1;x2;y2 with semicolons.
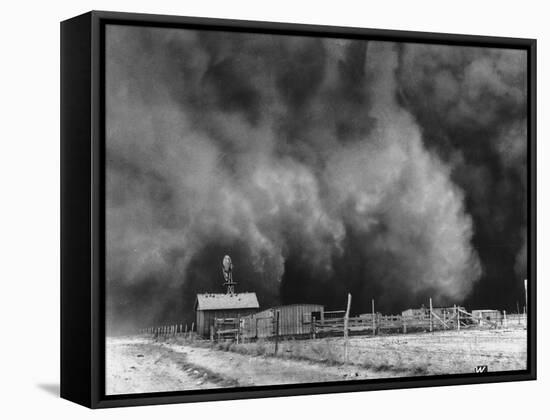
457;308;461;331
429;298;433;333
503;310;507;329
344;293;352;364
274;311;280;355
371;299;375;336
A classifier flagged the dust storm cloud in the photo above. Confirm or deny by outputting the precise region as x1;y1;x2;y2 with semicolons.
105;25;527;333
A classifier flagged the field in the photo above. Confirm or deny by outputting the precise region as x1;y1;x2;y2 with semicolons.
106;328;527;395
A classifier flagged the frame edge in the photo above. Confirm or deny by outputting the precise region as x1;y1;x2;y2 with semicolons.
60;11;94;408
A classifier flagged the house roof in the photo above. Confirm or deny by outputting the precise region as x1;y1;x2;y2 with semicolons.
195;292;260;311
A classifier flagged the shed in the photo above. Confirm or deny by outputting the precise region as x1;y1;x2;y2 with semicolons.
243;303;325;338
471;309;502;326
194;293;259;337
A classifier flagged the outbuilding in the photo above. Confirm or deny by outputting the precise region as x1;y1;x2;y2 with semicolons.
194;292;260;337
241;303;325;338
471;309;502;326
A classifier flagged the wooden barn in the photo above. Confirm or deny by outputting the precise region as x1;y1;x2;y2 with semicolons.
242;303;325;338
194;293;259;337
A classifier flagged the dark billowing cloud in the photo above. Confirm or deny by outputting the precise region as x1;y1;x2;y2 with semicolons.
105;25;525;334
395;44;527;310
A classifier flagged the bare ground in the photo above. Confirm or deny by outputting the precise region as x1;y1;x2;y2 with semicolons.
106;328;527;395
106;337;393;395
105;337;236;394
276;328;527;375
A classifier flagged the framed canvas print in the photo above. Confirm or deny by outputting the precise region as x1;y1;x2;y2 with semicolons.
60;11;536;408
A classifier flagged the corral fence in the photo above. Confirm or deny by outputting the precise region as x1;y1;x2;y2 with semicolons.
136;311;526;340
208;299;527;346
136;322;197;339
135;296;527;359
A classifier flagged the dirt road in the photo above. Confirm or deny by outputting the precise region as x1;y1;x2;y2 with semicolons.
106;336;396;395
106;337;230;394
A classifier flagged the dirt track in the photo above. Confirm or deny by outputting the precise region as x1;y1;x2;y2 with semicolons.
106;337;396;395
106;337;228;394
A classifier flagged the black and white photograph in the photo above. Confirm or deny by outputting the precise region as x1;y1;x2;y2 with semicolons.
104;22;530;395
3;0;549;417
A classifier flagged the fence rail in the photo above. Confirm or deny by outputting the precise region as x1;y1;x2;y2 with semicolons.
199;311;527;345
135;295;527;350
136;312;527;339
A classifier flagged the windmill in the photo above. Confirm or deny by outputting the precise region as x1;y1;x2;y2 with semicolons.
222;255;237;294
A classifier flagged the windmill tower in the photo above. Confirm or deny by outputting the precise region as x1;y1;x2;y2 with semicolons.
222;255;237;294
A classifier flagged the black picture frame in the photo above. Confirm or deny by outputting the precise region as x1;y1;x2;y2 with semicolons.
61;10;537;409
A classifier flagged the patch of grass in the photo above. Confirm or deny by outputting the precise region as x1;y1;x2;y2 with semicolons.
306;341;342;365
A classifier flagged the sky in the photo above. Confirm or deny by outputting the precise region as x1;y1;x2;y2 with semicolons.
105;24;528;333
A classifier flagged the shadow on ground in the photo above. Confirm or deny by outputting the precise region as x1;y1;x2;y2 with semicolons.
37;383;59;397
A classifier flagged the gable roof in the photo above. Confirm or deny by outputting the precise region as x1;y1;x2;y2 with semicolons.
195;292;260;311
